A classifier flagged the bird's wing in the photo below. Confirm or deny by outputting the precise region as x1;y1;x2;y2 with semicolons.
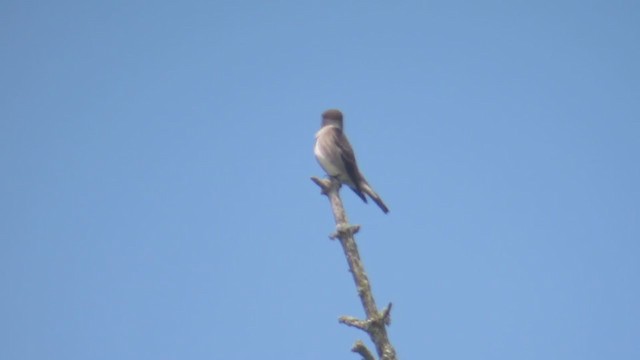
331;129;367;203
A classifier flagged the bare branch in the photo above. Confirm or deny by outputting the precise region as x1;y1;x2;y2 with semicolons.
312;176;398;360
352;340;376;360
381;303;393;326
339;316;368;331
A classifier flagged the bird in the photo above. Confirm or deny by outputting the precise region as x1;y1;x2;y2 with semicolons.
314;109;389;213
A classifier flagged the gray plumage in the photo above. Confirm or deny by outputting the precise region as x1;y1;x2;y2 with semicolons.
314;109;389;214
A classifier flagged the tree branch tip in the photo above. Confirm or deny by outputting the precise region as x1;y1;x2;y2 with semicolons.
351;341;376;360
310;176;331;193
381;303;393;326
339;316;368;331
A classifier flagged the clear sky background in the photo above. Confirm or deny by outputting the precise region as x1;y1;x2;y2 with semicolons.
2;1;639;359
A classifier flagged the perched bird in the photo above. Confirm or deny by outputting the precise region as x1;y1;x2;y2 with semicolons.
314;109;389;213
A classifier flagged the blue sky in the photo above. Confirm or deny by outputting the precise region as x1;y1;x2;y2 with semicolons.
1;1;639;359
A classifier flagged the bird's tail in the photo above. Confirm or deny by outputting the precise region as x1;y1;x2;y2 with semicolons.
361;182;389;214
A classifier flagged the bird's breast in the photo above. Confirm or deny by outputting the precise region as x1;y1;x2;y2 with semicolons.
314;139;341;177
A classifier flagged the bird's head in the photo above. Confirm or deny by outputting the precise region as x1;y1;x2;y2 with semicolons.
321;109;344;129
